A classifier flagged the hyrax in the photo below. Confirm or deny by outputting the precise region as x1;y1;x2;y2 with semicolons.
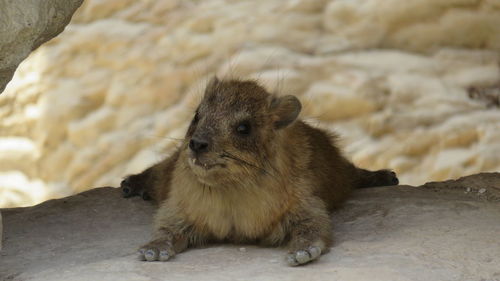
121;77;398;266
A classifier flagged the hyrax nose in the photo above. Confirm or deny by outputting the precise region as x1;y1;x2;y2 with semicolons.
189;137;209;153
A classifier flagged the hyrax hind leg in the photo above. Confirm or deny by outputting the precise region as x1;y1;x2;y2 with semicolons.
356;168;399;188
120;166;155;200
121;150;179;202
265;197;333;266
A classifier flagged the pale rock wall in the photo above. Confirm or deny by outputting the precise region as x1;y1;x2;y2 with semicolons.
1;0;499;207
0;0;84;93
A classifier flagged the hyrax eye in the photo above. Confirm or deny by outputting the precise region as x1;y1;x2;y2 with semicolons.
236;122;251;135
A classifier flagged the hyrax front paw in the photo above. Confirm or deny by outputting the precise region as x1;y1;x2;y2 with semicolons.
138;239;176;262
286;246;322;266
120;176;151;200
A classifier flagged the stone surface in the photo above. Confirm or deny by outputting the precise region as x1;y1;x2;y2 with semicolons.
0;0;83;93
322;0;500;52
1;0;500;208
1;173;500;281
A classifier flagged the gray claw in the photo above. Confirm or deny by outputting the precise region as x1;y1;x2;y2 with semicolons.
308;246;321;259
295;250;310;264
145;249;159;261
286;246;322;266
286;254;299;266
159;250;173;261
137;249;146;261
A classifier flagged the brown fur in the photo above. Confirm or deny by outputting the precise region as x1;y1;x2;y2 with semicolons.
122;78;398;266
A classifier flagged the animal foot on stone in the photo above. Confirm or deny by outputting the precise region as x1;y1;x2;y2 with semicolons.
138;240;175;262
121;176;151;200
285;246;322;266
383;170;399;186
374;169;399;186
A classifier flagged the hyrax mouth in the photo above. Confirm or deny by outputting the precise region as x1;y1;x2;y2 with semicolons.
189;156;225;171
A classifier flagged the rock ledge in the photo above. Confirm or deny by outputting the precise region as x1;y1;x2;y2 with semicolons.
1;173;499;281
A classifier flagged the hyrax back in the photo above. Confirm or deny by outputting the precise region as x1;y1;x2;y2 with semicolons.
121;78;398;266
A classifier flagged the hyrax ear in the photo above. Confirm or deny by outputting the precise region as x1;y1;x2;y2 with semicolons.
270;95;302;129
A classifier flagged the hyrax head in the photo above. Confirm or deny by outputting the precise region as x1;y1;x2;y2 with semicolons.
184;77;302;185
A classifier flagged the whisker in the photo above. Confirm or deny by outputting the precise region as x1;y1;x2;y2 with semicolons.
162;137;184;141
220;150;278;180
262;156;289;195
135;133;185;143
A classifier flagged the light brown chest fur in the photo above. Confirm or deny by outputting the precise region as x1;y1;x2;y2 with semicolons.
169;164;294;241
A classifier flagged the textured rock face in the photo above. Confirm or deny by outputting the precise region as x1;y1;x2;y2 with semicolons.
1;0;500;207
1;174;500;280
0;0;83;93
322;0;500;52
